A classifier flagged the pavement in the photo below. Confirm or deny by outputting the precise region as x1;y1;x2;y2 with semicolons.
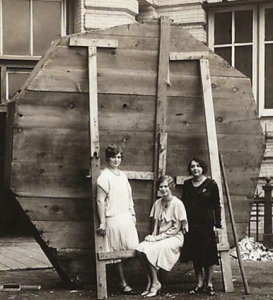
0;236;272;299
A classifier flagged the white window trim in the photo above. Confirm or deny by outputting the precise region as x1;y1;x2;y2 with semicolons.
0;0;66;58
6;69;32;100
259;3;273;117
208;5;258;105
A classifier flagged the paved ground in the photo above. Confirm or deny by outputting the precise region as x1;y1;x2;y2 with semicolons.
0;260;271;299
0;236;271;299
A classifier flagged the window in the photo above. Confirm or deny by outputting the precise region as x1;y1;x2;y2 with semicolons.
0;0;66;57
7;70;32;99
0;0;69;104
208;4;273;117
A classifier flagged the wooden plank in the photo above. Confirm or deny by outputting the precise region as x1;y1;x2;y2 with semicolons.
4;102;15;187
170;51;209;61
87;46;107;300
124;171;153;180
33;221;93;249
98;250;136;261
176;176;193;185
1;67;6;105
69;37;118;48
211;76;254;99
25;60;253;98
27;68;157;95
200;58;233;293
11;162;92;198
208;53;247;78
14;93;156;132
153;16;171;199
158;133;167;177
12;128;89;165
17;197;92;221
43;46;158;73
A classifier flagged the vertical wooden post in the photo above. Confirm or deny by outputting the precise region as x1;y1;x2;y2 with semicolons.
200;58;234;293
263;177;273;249
69;37;118;300
153;16;171;200
88;47;106;300
1;67;7;104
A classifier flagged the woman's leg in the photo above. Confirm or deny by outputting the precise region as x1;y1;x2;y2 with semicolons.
137;252;152;292
146;261;161;297
115;262;132;291
204;265;213;287
204;265;216;296
193;262;203;287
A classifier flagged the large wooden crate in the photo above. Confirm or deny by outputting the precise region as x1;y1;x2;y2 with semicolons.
8;19;264;284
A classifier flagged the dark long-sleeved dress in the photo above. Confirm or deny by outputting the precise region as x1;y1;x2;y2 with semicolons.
180;178;221;267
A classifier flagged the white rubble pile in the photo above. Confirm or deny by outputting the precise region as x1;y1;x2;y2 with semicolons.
229;236;273;261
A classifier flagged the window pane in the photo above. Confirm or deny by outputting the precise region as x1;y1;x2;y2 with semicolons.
265;8;273;42
235;46;252;82
8;72;31;99
214;12;232;45
265;44;273;109
235;10;253;43
2;0;30;55
33;1;62;56
215;47;232;65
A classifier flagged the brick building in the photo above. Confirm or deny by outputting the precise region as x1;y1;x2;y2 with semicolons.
0;0;272;236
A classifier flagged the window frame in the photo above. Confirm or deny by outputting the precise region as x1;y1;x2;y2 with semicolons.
208;5;258;110
259;3;273;117
0;0;67;59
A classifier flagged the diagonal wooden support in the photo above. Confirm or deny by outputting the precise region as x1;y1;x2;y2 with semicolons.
171;52;234;293
200;58;234;293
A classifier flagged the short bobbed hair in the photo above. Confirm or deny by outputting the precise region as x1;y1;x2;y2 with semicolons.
156;175;176;191
187;157;208;175
105;144;123;161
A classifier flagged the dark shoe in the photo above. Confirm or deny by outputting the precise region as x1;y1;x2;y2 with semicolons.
206;285;216;296
189;285;204;295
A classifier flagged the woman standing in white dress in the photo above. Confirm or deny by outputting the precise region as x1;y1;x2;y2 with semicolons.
96;144;139;294
136;175;188;297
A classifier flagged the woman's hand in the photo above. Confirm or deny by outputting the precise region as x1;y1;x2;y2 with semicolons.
144;235;157;242
132;215;136;225
96;223;106;236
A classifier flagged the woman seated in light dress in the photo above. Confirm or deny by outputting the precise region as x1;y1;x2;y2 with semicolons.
136;175;188;298
96;144;139;295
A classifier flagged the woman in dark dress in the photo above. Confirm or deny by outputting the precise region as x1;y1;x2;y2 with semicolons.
181;158;221;296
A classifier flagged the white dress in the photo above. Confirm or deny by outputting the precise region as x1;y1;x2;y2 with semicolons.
136;196;188;271
97;167;139;254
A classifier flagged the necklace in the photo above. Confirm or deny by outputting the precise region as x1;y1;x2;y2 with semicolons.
107;167;120;176
162;197;173;209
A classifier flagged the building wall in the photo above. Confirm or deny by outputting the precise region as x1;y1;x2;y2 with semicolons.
74;0;86;33
84;0;138;30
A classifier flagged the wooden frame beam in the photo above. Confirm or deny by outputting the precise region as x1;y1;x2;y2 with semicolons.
200;58;234;293
153;16;171;199
170;51;209;61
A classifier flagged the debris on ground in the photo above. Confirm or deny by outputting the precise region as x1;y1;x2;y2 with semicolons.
229;236;273;261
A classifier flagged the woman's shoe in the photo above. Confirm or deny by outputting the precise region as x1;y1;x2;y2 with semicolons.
189;285;204;295
141;290;150;296
146;283;161;298
206;285;216;296
116;283;138;295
